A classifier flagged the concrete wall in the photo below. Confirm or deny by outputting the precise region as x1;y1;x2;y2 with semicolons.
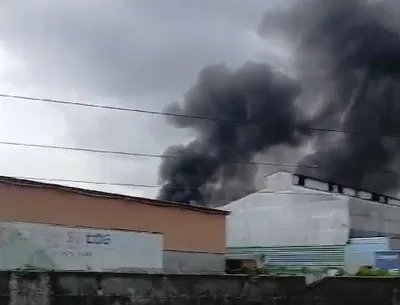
163;251;225;274
0;220;163;272
1;271;400;305
0;181;227;254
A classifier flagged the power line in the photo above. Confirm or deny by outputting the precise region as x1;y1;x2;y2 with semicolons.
0;92;399;138
7;175;360;197
0;140;399;175
8;175;400;207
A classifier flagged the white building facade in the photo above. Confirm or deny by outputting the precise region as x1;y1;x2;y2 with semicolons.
0;221;163;272
221;171;400;273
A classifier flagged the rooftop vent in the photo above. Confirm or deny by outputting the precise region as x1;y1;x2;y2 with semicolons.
292;174;400;207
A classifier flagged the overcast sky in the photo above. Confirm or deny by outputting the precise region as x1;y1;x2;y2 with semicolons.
0;1;291;198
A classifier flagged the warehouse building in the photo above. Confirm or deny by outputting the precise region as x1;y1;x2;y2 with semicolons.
221;171;400;274
0;176;228;273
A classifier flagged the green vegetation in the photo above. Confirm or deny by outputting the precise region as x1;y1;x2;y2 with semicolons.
232;265;400;277
355;266;399;276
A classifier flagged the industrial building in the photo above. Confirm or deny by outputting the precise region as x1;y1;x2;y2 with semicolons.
0;176;229;273
221;171;400;274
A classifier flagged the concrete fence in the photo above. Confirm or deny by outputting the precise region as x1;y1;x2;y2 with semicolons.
0;271;399;305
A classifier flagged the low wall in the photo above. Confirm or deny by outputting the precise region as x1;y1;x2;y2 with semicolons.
2;271;400;305
163;251;225;273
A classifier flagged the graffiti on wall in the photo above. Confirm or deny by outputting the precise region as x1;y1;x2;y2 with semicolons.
0;221;163;271
86;233;111;245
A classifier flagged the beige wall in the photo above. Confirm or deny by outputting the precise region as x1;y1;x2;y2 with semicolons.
0;183;226;254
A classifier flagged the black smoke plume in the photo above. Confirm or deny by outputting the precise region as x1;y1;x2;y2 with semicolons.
159;0;400;205
157;63;310;205
260;0;400;192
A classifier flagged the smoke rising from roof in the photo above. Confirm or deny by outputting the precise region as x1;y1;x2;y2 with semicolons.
157;63;310;205
266;0;400;192
158;0;400;205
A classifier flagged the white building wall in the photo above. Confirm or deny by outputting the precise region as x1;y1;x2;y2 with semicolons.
222;172;350;247
222;171;400;249
0;221;163;272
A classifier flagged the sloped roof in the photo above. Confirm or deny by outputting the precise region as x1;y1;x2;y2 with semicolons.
0;175;229;216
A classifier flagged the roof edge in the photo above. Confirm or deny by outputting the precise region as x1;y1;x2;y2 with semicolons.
0;176;230;216
263;170;294;178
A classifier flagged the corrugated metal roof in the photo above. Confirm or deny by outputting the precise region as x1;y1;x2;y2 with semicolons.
228;245;345;271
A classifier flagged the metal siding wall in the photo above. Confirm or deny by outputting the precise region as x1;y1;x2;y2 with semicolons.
163;251;225;274
389;238;400;250
349;197;400;237
344;237;392;274
225;194;350;247
0;221;163;272
228;245;345;272
223;173;350;248
375;251;400;270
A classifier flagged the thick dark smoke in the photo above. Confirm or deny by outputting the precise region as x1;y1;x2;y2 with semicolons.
157;63;310;205
159;0;400;205
260;0;400;192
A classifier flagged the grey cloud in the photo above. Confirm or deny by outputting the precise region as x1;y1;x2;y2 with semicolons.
0;1;270;100
0;1;279;197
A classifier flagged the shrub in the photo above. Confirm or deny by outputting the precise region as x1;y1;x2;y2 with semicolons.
355;266;390;276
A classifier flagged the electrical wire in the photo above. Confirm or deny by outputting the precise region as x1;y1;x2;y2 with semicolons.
0;140;398;175
5;175;400;208
1;97;399;205
5;175;376;198
1;92;399;138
